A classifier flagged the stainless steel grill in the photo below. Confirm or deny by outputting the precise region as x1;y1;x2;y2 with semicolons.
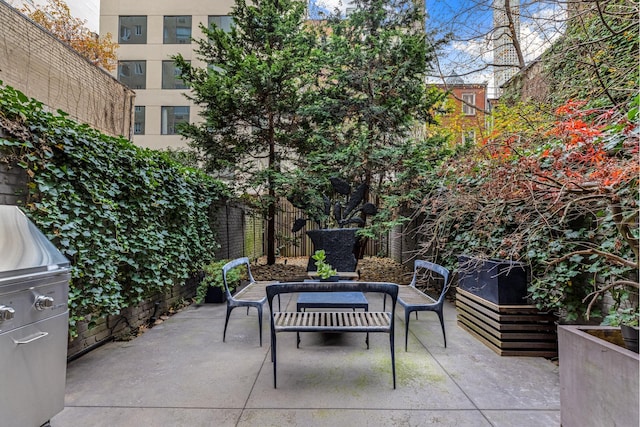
0;205;70;427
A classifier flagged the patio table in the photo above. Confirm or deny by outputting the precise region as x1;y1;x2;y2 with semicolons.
296;291;369;312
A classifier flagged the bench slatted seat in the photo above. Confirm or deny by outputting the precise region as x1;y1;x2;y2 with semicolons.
273;311;392;332
222;257;278;347
267;281;399;389
384;260;450;350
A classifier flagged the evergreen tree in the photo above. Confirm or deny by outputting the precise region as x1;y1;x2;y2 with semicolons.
174;0;316;264
290;0;446;226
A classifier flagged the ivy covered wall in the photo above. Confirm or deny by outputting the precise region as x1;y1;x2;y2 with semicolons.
0;82;230;338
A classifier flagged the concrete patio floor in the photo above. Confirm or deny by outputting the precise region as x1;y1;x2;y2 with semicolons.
51;294;560;427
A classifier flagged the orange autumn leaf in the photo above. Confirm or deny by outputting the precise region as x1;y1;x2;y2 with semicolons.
20;0;118;72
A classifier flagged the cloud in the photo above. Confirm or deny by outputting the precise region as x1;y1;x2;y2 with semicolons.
310;0;349;17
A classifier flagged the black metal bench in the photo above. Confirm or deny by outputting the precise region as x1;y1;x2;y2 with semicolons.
266;281;399;389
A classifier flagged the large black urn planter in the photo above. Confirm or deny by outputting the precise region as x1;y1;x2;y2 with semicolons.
457;255;530;305
306;228;360;272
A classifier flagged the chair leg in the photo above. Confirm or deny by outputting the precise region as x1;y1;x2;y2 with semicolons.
437;310;447;348
270;328;276;362
223;305;233;342
390;331;396;389
272;335;278;388
404;309;411;351
257;304;263;347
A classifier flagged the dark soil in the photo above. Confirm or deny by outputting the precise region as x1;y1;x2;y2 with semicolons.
586;329;627;348
251;256;413;285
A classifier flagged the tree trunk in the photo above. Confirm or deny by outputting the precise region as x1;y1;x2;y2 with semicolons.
266;114;276;265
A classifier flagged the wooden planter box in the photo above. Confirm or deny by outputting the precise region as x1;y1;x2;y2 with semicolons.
457;255;529;305
558;325;640;427
456;288;558;357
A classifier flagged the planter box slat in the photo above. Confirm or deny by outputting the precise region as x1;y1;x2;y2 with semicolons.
458;302;557;333
456;289;558;357
457;293;556;323
457;322;559;357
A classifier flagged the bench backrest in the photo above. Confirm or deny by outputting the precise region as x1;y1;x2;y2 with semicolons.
222;257;256;299
266;281;399;313
409;260;450;304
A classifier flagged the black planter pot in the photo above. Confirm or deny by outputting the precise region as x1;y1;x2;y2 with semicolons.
457;255;530;305
620;325;639;353
204;286;226;304
306;228;360;272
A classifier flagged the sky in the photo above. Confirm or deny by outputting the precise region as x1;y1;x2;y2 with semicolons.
311;0;564;97
13;0;562;97
9;0;100;31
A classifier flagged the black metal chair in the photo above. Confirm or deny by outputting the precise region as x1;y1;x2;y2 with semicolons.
222;257;276;347
385;260;450;350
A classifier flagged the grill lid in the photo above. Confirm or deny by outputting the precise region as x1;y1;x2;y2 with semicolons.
0;205;69;278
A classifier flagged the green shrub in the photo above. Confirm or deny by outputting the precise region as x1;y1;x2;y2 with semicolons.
196;259;242;303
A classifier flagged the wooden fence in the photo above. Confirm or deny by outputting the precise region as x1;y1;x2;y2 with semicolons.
270;198;389;258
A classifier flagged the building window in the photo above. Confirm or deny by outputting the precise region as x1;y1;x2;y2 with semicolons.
162;61;189;89
119;16;147;44
118;60;146;89
161;106;190;135
164;16;192;44
134;106;145;135
463;129;476;144
462;93;476;115
208;15;234;32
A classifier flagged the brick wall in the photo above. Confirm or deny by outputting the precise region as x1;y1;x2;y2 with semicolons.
67;273;201;359
214;202;262;259
0;162;27;205
0;0;135;138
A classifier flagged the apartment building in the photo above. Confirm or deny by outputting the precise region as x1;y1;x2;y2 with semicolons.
435;74;488;145
100;1;236;149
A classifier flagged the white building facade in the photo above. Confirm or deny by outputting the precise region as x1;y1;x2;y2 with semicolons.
100;1;236;149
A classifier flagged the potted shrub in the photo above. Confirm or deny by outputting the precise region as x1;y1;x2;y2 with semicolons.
602;291;640;353
288;177;377;272
309;249;338;281
196;259;241;304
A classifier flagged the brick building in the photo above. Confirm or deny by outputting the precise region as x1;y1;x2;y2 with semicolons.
435;74;488;145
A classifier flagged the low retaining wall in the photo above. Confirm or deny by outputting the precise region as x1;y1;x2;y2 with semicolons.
67;273;201;360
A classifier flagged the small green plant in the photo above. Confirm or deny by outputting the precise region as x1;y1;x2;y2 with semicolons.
196;259;242;303
602;287;640;327
311;249;337;279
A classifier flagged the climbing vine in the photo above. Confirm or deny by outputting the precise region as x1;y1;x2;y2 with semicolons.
0;82;229;336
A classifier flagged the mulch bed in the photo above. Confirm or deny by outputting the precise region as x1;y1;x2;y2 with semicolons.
251;256;413;285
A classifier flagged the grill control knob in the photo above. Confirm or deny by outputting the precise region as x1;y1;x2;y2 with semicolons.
0;305;15;321
34;296;54;311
